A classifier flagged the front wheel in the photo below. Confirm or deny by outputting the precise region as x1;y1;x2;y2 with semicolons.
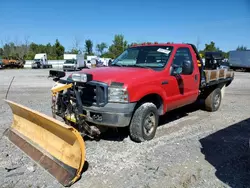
129;102;159;142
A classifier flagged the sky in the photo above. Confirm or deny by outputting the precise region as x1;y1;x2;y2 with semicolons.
0;0;249;52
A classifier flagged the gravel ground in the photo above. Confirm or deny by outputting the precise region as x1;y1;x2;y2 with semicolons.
0;69;250;188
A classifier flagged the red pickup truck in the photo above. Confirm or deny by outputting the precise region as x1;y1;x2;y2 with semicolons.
50;43;234;142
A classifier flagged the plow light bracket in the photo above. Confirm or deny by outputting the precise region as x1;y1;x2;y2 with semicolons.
71;73;93;83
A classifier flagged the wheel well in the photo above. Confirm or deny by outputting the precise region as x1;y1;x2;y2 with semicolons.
136;94;164;115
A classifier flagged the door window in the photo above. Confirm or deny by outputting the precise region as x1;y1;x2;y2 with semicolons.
172;47;194;75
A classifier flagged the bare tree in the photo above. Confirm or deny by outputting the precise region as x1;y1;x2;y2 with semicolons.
8;35;31;59
196;36;200;51
23;35;30;57
71;36;82;54
1;37;14;58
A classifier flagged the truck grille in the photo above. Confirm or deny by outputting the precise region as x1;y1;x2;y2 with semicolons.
80;81;108;107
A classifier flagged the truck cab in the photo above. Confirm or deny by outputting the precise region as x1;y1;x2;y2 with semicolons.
32;53;52;68
63;54;86;71
51;43;234;142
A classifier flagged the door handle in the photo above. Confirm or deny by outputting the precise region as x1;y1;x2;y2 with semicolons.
162;80;169;85
194;74;198;81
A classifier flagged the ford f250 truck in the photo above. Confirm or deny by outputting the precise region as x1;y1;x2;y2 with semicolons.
49;43;234;142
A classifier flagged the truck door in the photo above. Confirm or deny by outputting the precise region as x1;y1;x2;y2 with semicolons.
167;47;200;109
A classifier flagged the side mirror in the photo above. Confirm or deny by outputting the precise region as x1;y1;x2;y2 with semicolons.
182;60;193;75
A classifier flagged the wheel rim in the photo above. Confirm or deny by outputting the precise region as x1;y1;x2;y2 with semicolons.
214;93;221;108
143;112;156;136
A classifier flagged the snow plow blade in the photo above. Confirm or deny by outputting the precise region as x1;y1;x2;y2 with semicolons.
4;100;86;187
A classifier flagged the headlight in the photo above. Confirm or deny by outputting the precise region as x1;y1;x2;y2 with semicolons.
71;73;92;83
108;86;129;103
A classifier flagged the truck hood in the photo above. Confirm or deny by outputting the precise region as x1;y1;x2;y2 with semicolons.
76;67;157;85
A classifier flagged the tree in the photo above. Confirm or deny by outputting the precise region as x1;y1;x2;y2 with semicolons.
85;39;93;55
108;34;128;59
14;36;30;60
0;38;68;60
71;36;82;54
101;52;113;58
0;48;3;56
54;39;65;59
196;37;201;51
70;49;80;54
236;45;247;51
204;41;220;52
199;41;221;58
96;42;107;55
2;42;16;58
222;52;229;59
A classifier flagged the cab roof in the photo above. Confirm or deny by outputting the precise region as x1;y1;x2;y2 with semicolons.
130;43;193;48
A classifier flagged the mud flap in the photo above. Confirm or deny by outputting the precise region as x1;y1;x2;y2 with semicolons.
4;100;86;187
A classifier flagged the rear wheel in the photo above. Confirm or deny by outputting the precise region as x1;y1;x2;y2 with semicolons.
129;102;159;142
204;88;222;112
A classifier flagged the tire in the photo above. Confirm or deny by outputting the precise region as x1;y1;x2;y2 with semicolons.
129;102;159;142
204;88;222;112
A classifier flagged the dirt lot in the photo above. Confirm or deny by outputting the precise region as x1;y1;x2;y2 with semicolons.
0;69;250;188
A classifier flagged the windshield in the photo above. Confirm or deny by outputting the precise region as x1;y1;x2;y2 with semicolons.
64;60;76;64
111;45;173;69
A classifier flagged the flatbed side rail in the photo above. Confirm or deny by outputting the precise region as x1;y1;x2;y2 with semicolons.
200;69;234;88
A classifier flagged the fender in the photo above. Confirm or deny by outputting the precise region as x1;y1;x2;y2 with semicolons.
129;85;168;114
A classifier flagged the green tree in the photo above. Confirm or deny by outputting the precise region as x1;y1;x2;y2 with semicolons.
29;42;38;53
199;41;221;58
85;39;93;55
0;48;3;56
96;42;107;55
108;34;128;59
70;48;80;54
204;41;220;52
236;45;247;51
101;52;113;58
3;42;16;58
45;43;52;54
221;51;229;59
54;39;65;59
26;51;35;60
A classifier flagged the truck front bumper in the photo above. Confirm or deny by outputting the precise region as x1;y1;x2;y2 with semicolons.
82;103;136;127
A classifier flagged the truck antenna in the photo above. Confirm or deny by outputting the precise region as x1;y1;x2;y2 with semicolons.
5;76;15;100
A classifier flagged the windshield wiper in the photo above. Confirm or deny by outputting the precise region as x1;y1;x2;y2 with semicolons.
111;63;123;67
111;64;150;68
124;64;150;68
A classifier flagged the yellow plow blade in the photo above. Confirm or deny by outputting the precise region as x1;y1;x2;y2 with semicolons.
4;100;86;187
